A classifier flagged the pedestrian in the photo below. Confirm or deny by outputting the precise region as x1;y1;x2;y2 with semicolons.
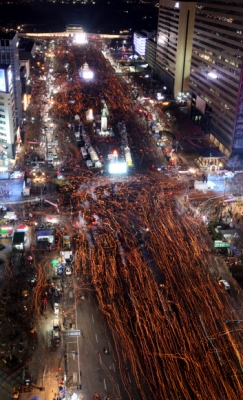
237;218;240;224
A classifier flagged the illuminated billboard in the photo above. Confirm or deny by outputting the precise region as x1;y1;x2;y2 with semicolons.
109;162;127;174
0;69;6;92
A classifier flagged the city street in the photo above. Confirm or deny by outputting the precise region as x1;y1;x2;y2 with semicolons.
0;35;243;400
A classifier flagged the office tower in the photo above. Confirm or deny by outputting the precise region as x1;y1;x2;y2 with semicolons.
0;31;22;128
155;0;196;96
0;64;16;158
134;30;155;56
189;1;243;155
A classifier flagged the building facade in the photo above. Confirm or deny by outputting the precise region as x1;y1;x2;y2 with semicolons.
0;64;16;158
145;37;157;70
134;30;156;56
0;31;22;128
188;1;243;156
155;0;196;96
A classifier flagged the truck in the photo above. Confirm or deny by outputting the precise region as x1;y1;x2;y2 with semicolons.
63;235;71;250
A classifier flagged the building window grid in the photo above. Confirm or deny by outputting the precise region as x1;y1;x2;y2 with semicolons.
193;29;243;55
193;50;241;77
215;123;233;144
193;42;243;63
158;46;177;61
202;99;235;124
211;124;232;146
192;42;241;70
191;68;239;98
196;8;243;21
195;16;243;35
192;46;241;74
156;53;176;72
189;75;237;111
190;66;238;96
191;56;240;89
158;18;179;28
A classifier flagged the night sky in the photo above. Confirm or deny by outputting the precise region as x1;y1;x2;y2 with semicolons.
0;2;158;33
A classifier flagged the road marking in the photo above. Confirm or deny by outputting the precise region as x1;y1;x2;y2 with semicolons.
112;363;115;372
128;373;132;383
103;378;107;391
99;353;102;364
95;333;98;343
91;314;94;322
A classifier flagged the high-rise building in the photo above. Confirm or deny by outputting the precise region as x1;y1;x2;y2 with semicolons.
155;0;196;97
188;1;243;155
134;30;156;56
0;31;22;128
0;64;16;158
